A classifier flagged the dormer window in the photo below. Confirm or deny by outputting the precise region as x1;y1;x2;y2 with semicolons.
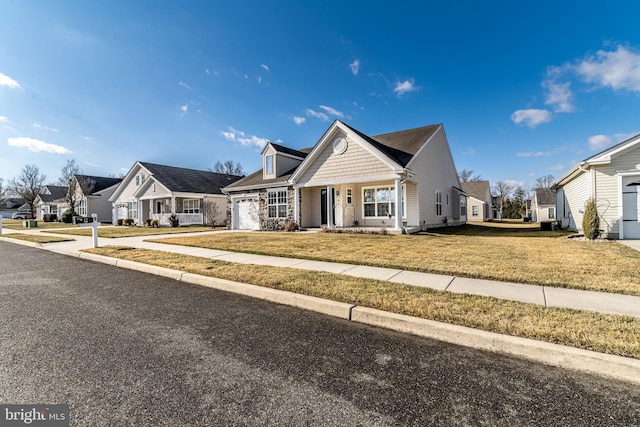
265;155;273;175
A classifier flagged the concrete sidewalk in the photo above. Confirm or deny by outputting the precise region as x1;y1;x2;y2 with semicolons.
3;226;640;318
3;225;640;385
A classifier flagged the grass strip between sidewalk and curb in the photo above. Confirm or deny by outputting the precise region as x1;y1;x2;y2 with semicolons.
84;246;640;360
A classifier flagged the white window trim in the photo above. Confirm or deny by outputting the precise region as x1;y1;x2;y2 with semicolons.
183;199;201;214
346;188;353;205
267;188;288;218
362;185;406;218
435;190;442;216
265;155;274;175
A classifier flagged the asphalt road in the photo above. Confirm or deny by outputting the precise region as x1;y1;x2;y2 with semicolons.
1;241;639;426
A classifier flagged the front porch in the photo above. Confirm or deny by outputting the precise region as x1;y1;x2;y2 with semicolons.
296;179;416;231
150;212;203;226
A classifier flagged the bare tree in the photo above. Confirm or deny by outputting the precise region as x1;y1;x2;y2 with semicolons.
0;178;5;206
209;160;244;176
7;165;46;216
458;169;482;182
534;174;555;189
202;199;221;227
58;159;95;216
492;180;514;220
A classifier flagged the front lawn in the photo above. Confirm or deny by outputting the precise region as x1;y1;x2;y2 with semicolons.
84;246;640;359
50;225;220;238
0;233;75;244
150;223;640;296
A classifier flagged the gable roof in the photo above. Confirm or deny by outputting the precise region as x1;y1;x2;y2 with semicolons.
534;187;554;205
38;185;68;203
267;143;309;159
224;121;443;192
365;123;441;167
75;175;123;194
555;132;640;187
139;162;243;194
460;181;490;200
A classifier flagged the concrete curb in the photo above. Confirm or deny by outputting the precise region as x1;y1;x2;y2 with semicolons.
3;237;640;385
351;306;640;385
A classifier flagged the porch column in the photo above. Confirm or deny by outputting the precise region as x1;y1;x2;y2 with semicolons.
395;178;402;230
327;185;334;229
171;196;176;214
294;187;300;226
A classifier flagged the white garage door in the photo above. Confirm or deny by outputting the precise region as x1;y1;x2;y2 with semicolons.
622;176;640;239
235;199;260;230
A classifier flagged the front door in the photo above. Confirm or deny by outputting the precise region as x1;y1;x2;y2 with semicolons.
320;189;335;225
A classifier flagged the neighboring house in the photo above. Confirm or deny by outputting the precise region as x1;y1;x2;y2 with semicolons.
223;120;466;233
553;132;640;239
461;180;492;222
110;162;243;226
34;185;68;220
491;196;503;220
70;175;123;222
530;188;555;223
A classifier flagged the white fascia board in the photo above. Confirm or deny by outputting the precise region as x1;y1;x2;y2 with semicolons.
289;120;403;184
230;192;259;200
109;161;144;201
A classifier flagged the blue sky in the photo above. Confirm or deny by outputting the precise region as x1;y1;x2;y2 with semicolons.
1;1;639;192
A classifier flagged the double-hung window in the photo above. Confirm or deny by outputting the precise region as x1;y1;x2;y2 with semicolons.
548;207;555;219
363;186;404;217
128;201;138;220
183;199;200;214
77;198;87;216
268;189;287;218
435;191;442;216
472;205;479;217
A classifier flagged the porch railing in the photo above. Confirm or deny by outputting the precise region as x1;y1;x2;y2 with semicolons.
151;213;203;226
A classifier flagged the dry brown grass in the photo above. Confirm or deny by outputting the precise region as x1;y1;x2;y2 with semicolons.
1;220;78;230
51;225;217;238
85;246;640;359
150;224;640;296
1;233;75;244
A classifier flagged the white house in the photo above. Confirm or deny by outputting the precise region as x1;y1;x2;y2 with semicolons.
530;188;555;223
553;132;640;239
223;120;466;233
461;181;492;222
110;162;243;226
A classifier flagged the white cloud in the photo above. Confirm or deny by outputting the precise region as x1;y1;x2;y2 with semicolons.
180;104;188;113
393;79;418;97
178;81;191;89
0;116;7;122
0;73;21;88
293;116;306;125
576;45;640;92
32;123;60;132
306;109;329;121
462;147;476;156
588;134;613;151
257;76;262;84
510;109;552;128
221;127;269;150
517;151;551;157
548;164;566;171
541;66;574;113
261;64;269;71
8;137;71;154
319;105;344;118
350;59;360;76
83;161;100;167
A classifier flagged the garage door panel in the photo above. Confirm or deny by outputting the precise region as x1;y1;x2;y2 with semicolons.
622;177;640;239
236;200;260;230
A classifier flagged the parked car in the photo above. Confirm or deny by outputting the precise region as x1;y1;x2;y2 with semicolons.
11;212;33;220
